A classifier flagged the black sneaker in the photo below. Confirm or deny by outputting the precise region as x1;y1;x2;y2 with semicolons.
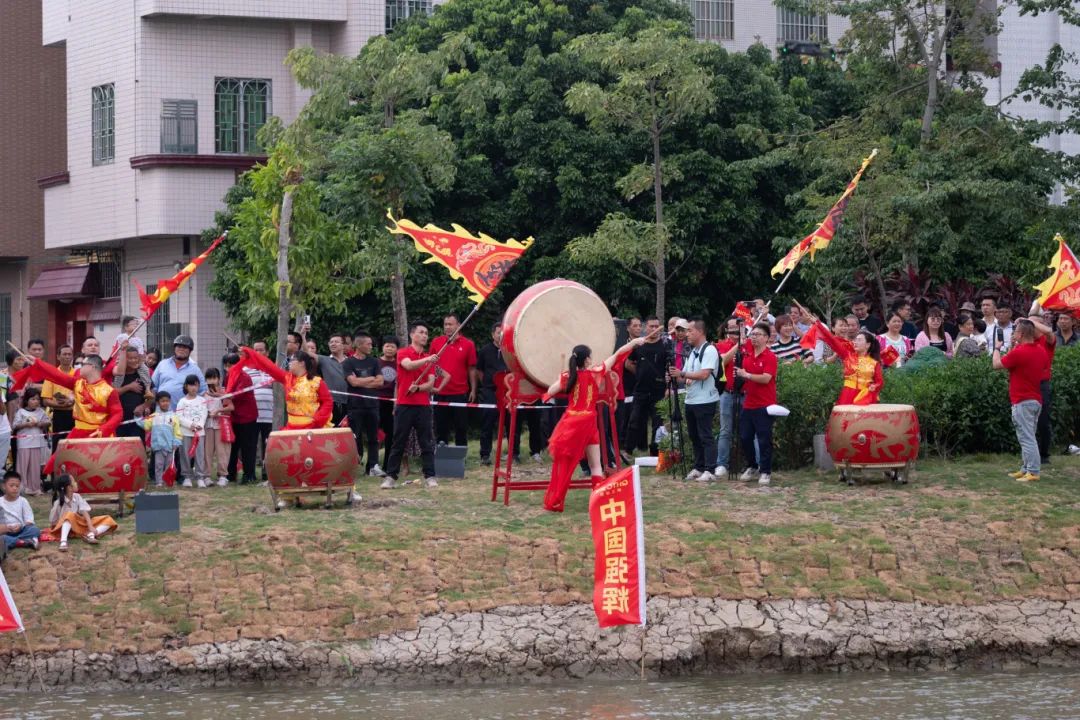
480;456;491;466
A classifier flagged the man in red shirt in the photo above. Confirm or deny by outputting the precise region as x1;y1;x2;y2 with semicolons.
383;322;439;488
713;316;742;477
1029;312;1057;465
994;319;1046;482
429;313;478;448
223;352;259;485
721;322;777;486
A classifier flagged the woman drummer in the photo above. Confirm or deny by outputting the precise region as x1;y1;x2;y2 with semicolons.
804;306;883;406
238;348;333;429
542;333;652;512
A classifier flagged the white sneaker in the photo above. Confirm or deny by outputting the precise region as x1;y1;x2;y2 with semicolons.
697;471;715;482
181;479;193;488
684;469;703;481
425;477;439;488
739;468;758;481
196;479;207;488
758;473;771;486
380;477;396;489
217;477;228;487
714;465;727;477
369;464;387;478
531;453;543;463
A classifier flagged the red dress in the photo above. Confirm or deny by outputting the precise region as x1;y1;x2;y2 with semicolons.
543;367;604;512
815;321;883;405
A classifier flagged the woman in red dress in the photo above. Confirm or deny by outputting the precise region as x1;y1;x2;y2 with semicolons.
810;315;884;405
543;335;650;512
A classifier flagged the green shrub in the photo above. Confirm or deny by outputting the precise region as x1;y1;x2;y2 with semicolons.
772;345;1080;469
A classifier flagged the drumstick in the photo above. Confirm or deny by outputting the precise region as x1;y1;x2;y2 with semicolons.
5;341;32;361
222;332;242;351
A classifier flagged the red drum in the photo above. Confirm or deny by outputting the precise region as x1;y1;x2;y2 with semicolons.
501;280;615;389
825;404;920;467
55;437;149;495
265;429;357;509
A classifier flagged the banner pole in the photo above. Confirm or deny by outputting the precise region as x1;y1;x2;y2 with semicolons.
21;631;46;693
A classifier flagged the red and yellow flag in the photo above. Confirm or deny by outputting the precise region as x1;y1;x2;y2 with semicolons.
1034;234;1080;312
589;465;646;628
388;213;533;304
134;235;225;320
771;149;878;277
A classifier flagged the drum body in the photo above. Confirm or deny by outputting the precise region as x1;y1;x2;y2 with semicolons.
55;437;148;495
501;280;615;389
825;403;920;467
265;428;358;490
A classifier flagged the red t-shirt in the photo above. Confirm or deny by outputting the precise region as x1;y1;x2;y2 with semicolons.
429;335;477;395
395;346;436;406
740;342;777;410
714;339;737;392
1000;342;1044;404
227;369;258;424
1036;335;1055;382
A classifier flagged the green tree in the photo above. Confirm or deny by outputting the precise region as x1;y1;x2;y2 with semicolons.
564;22;714;318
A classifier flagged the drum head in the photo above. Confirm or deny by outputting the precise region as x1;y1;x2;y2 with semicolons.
505;282;615;388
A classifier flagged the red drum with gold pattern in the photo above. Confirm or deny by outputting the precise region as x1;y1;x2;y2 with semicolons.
265;428;358;490
55;437;149;495
825;404;920;467
500;280;615;389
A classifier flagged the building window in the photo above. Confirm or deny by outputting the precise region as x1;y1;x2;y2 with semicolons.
145;283;182;355
92;83;115;165
386;0;433;34
161;100;198;154
687;0;734;42
777;7;828;43
0;294;10;353
215;78;270;154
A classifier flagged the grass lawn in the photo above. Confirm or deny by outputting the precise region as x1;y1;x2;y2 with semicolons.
3;452;1079;655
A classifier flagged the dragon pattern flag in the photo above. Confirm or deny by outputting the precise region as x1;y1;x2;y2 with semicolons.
1034;234;1080;312
387;213;533;303
134;234;225;320
771;149;878;277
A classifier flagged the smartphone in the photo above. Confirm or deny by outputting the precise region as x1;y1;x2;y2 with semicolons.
303;314;311;326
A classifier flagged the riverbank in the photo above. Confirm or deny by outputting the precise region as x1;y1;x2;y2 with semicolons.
0;454;1077;688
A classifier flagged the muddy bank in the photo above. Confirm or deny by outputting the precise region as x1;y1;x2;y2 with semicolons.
3;597;1078;690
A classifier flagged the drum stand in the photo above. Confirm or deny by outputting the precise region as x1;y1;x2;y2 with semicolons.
491;372;623;505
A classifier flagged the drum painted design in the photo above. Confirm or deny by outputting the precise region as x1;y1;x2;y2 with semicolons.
501;279;615;389
825;404;920;466
266;428;358;489
55;437;148;494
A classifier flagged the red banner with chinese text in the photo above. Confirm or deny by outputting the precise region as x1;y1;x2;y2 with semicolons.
589;466;646;628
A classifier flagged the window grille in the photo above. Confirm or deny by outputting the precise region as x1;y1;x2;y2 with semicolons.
215;78;270;154
145;283;182;355
386;0;433;34
161;100;197;154
92;84;115;165
687;0;734;41
777;7;828;43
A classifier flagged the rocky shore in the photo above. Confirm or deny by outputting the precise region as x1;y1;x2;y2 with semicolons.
2;597;1078;690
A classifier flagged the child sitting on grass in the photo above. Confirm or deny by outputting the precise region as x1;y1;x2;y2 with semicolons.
12;389;50;495
142;391;181;487
0;471;39;550
48;474;117;551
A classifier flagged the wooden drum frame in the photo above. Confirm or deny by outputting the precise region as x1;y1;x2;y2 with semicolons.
265;428;359;509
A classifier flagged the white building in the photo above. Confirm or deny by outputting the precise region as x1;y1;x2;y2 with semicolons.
38;0;435;364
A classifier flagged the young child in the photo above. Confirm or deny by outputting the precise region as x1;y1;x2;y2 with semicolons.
142;391;181;487
48;474;117;551
202;368;233;488
0;471;39;550
113;315;146;357
175;374;209;488
12;389;50;495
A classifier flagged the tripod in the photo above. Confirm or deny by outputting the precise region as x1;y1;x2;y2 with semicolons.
727;322;747;482
665;364;687;478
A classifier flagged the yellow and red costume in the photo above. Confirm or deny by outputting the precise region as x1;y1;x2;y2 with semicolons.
240;348;332;429
543;367;605;513
26;359;122;475
814;321;883;405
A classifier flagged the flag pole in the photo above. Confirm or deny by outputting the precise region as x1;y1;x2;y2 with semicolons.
21;631;46;693
407;303;482;394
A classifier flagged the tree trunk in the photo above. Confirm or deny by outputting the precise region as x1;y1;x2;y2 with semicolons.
273;187;294;430
651;120;665;321
390;258;408;344
921;56;939;143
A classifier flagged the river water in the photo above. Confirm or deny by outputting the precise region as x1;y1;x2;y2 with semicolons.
3;670;1080;719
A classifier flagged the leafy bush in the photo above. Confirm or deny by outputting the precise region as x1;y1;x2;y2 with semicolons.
772;345;1080;469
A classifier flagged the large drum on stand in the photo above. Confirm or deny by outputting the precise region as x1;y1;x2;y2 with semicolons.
265;428;358;509
825;404;920;485
501;279;616;390
55;437;149;516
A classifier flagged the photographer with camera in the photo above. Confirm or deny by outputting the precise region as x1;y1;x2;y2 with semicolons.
669;319;720;482
627;316;668;456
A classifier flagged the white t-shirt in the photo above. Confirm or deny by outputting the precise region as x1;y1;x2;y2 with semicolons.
0;495;34;527
13;409;48;449
175;396;208;438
